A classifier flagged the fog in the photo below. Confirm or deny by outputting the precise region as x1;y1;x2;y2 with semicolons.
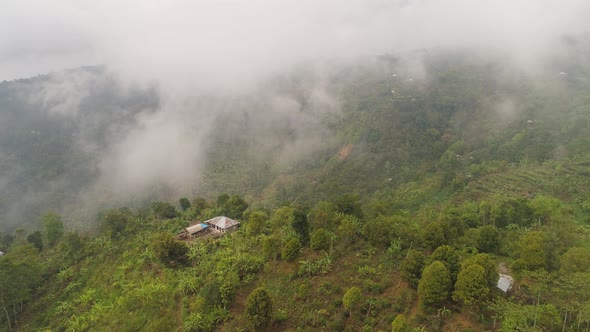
1;0;589;230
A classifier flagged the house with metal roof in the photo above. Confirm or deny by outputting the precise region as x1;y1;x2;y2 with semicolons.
205;216;240;233
497;274;514;293
0;251;4;257
176;222;209;240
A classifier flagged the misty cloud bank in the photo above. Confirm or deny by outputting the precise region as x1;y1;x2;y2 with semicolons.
1;0;589;230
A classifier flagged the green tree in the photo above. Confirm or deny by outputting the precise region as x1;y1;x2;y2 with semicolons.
41;212;64;248
244;287;273;330
191;197;208;214
262;236;280;260
529;194;560;225
0;247;42;329
246;211;267;236
269;206;295;228
224;195;249;219
342;286;362;317
401;249;426;289
220;271;240;309
334;193;363;219
477;225;500;253
418;261;451;308
151;201;178;219
462;253;497;287
310;228;329;251
179;197;191;211
518;231;549;271
291;210;310;245
99;208;133;239
560;247;590;273
430;245;461;285
152;233;189;267
363;215;395;248
26;231;43;251
391;314;411;332
282;238;301;261
421;222;446;250
217;193;230;207
308;201;336;229
453;264;489;306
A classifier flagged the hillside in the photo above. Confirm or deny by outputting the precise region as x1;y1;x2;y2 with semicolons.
1;54;590;331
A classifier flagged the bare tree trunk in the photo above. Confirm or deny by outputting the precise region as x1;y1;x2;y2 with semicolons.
1;298;11;330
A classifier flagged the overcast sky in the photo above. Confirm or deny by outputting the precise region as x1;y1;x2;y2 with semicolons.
2;0;589;86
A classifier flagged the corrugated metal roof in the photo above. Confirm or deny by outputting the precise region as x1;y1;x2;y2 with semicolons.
204;216;240;229
0;251;4;256
497;274;514;293
185;223;208;235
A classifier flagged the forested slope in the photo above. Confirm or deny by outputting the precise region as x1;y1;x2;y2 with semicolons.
1;53;590;331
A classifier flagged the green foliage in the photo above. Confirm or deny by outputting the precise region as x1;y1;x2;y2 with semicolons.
6;55;590;332
217;194;230;207
401;249;426;289
262;235;280;260
308;201;336;229
0;248;42;329
219;271;240;308
363;215;396;248
420;222;446;250
298;254;333;276
343;286;362;317
452;264;489;306
476;225;500;253
429;245;461;285
179;197;191;211
151;201;178;219
191;197;208;214
529;194;560;225
41;212;64;248
517;231;551;271
336;214;363;248
560;247;590;273
26;231;43;250
245;287;273;330
418;261;451;308
391;314;411;332
246;211;267;236
310;228;330;251
462;253;497;288
496;301;562;332
282;237;301;261
494;198;534;228
334;193;363;219
291;210;310;245
99;208;134;240
152;233;189;266
219;195;249;219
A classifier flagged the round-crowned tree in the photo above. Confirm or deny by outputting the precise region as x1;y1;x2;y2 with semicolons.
418;261;451;308
453;264;489;306
401;249;426;289
310;228;329;251
343;286;362;317
282;237;301;261
245;287;273;330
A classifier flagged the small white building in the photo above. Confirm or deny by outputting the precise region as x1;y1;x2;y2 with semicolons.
205;216;240;233
497;274;514;293
0;251;4;257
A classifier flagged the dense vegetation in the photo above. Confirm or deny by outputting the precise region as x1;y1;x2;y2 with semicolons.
1;52;590;331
